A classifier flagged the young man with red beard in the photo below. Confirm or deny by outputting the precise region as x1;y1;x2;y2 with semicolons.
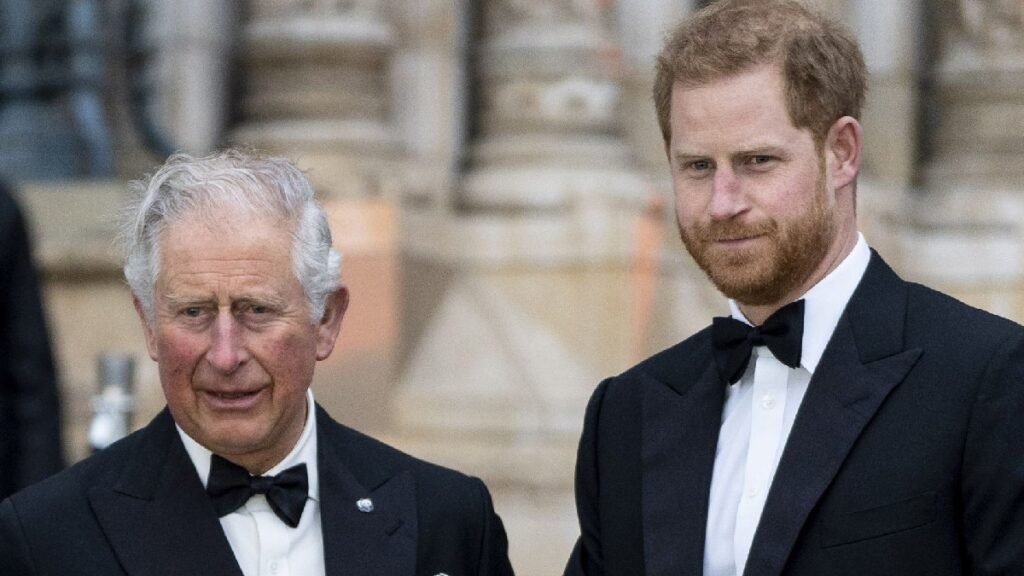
565;1;1024;575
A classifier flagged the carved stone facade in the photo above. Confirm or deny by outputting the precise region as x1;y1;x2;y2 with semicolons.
232;0;401;198
387;2;650;571
910;0;1024;317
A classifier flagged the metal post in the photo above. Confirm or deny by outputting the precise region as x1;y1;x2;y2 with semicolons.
88;354;136;452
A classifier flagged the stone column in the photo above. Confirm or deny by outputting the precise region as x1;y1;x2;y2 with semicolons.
912;0;1024;320
615;0;695;171
231;0;401;199
849;0;923;186
389;1;650;572
383;0;464;232
150;0;239;154
454;0;643;265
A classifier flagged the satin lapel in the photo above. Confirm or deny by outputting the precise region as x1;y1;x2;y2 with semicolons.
318;408;416;576
744;254;923;576
88;411;243;576
642;361;725;576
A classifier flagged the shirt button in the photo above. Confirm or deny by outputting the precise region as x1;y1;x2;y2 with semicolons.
760;395;776;410
745;487;758;499
270;561;279;574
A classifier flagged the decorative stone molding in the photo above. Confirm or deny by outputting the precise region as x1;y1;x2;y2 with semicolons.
925;0;1024;186
231;0;400;199
911;0;1024;316
457;0;647;264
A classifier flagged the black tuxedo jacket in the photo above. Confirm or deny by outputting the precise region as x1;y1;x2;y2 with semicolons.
0;404;514;576
0;183;64;499
565;253;1024;576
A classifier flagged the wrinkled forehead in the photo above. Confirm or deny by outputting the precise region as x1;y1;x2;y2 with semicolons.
163;192;295;234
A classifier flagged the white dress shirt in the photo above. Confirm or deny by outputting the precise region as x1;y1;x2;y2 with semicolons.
703;234;871;576
178;389;325;576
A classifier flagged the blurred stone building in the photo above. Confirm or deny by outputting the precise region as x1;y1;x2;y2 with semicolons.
2;0;1023;572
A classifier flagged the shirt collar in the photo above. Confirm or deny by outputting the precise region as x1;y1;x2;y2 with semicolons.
177;388;320;503
728;232;871;374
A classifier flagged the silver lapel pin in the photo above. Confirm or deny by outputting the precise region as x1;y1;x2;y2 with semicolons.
356;498;374;513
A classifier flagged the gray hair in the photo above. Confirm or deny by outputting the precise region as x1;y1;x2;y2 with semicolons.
120;149;342;324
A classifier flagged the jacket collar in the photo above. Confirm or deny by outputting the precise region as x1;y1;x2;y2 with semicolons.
316;405;417;576
640;252;922;576
743;252;922;575
88;405;418;576
89;409;244;576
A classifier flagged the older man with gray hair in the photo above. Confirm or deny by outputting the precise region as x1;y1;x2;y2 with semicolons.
0;149;514;576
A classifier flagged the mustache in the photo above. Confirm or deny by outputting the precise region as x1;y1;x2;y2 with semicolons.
690;219;777;242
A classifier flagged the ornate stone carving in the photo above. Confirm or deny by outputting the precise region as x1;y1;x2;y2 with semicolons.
232;0;399;199
914;0;1024;313
463;0;639;217
925;0;1024;188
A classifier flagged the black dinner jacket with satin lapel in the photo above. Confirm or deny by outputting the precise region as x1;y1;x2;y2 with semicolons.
565;251;1024;576
0;404;514;576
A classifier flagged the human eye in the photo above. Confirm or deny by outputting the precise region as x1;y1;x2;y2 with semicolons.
237;301;277;322
744;154;777;170
239;301;270;313
678;158;713;178
176;305;210;324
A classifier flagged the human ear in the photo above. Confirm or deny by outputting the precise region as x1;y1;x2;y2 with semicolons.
315;286;349;361
826;116;863;191
133;296;159;362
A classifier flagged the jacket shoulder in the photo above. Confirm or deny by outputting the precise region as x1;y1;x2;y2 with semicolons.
319;408;482;491
3;425;145;514
607;327;713;393
905;281;1022;337
316;409;512;573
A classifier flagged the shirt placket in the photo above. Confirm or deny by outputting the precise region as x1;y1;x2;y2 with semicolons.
250;496;291;576
733;349;789;574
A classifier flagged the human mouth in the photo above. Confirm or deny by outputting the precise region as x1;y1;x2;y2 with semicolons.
713;234;765;247
201;388;267;410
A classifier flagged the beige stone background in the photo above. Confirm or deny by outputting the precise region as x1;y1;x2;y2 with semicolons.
6;0;1024;573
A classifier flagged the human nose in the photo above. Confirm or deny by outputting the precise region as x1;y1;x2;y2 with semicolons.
206;311;246;373
707;168;747;221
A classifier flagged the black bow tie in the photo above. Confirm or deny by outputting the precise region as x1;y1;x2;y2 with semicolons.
206;454;309;528
711;299;805;385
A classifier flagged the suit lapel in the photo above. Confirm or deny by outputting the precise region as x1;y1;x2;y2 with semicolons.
642;357;725;576
88;410;243;576
744;253;923;576
317;406;416;576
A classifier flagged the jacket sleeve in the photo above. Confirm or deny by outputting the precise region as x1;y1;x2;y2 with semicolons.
961;330;1024;573
0;497;37;575
471;477;515;576
0;186;64;496
564;379;609;576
